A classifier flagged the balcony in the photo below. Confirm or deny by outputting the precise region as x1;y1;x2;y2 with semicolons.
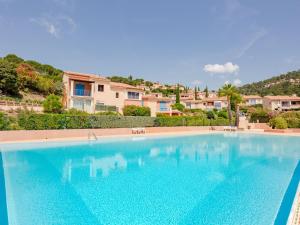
159;107;169;112
95;104;118;112
73;89;91;97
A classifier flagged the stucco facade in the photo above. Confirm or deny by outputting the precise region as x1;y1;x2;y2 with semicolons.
63;71;144;114
263;96;300;111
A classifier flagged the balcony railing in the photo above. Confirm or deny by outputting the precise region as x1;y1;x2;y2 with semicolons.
73;89;91;97
95;104;118;112
159;107;169;112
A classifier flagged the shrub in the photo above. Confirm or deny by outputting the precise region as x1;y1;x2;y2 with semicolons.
0;59;19;96
171;103;185;112
206;110;216;119
0;112;10;130
249;109;271;123
269;117;288;129
43;94;63;113
123;105;150;116
217;110;228;119
280;111;300;128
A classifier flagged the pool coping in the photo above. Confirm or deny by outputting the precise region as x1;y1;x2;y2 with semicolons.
287;182;300;225
274;161;300;225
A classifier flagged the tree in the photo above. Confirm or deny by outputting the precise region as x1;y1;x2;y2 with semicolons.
0;59;19;96
176;84;180;104
218;84;239;125
3;54;24;65
231;93;243;127
194;86;198;100
171;103;185;112
204;85;209;98
43;94;63;113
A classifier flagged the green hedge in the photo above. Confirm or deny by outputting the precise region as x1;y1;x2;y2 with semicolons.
0;113;231;130
154;116;229;127
18;114;156;130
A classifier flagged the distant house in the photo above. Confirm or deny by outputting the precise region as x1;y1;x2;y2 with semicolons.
142;95;181;117
263;95;300;111
243;95;263;106
63;71;144;114
183;97;228;110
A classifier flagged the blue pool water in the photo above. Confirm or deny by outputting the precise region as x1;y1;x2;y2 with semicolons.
1;133;300;225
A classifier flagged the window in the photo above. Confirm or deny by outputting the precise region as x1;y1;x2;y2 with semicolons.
128;92;139;99
159;101;168;111
98;85;104;92
116;92;119;98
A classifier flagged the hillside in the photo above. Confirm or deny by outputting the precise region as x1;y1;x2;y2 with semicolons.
0;54;63;101
239;70;300;96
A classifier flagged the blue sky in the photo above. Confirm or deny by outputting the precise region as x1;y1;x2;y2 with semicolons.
1;0;300;90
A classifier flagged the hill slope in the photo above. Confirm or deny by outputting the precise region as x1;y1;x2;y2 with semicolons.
0;54;63;101
239;70;300;96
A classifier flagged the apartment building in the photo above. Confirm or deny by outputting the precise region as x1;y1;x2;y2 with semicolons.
183;97;228;110
142;95;181;117
243;95;263;106
63;71;144;114
263;95;300;111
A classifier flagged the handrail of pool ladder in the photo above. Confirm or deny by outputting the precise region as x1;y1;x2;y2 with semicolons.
88;131;98;141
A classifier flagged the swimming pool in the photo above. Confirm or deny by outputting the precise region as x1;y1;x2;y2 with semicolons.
1;133;300;225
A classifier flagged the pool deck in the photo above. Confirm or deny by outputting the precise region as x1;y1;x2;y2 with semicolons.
0;126;300;144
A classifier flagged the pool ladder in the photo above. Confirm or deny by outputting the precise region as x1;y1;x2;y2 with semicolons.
88;131;98;141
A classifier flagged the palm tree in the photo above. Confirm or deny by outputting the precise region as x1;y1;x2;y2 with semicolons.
231;93;243;127
218;84;239;125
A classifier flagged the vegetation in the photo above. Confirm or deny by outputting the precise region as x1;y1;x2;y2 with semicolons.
17;112;156;130
231;93;243;127
175;85;180;103
151;88;176;97
249;108;271;123
0;59;19;96
204;85;209;98
171;103;185;112
43;94;63;113
0;54;63;98
0;112;10;130
123;105;151;116
218;84;239;125
269;117;288;129
155;116;229;127
108;75;145;86
239;70;300;96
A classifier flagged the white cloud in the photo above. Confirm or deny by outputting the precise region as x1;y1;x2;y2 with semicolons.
30;15;76;38
30;17;59;37
203;62;239;74
191;80;202;85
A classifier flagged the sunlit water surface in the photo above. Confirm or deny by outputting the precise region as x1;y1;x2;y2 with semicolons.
1;133;300;225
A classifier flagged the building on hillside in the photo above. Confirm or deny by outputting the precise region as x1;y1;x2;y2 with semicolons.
182;97;228;110
263;95;300;111
142;95;182;117
243;95;263;106
63;71;144;114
